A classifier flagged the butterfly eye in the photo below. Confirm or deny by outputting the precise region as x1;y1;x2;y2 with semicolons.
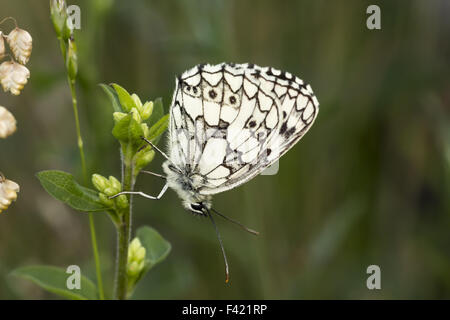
190;203;203;212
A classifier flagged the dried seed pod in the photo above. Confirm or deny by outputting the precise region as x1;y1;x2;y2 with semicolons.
0;106;17;138
0;32;5;59
0;60;30;95
7;27;32;65
0;174;20;213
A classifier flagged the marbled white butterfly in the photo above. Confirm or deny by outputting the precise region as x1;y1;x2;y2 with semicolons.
114;63;319;282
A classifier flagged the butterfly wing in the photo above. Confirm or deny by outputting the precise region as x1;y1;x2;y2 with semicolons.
167;63;319;195
199;64;319;195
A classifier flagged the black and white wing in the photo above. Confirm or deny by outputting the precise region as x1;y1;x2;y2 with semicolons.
167;63;319;195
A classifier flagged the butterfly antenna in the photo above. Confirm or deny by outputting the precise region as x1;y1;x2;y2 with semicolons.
207;208;230;284
140;137;182;172
140;137;170;161
211;208;259;236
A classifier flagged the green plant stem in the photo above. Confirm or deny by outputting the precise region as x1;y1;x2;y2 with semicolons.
68;79;87;180
88;213;104;299
115;153;135;300
65;63;105;300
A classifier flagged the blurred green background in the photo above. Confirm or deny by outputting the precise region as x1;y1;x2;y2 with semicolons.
0;0;449;299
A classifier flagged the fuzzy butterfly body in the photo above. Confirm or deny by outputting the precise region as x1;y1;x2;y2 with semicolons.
162;63;319;214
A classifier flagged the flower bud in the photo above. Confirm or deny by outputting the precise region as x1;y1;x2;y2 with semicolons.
127;237;146;277
130;107;142;123
66;38;77;80
141;123;149;139
115;194;129;209
99;193;114;207
141;101;153;120
112;113;145;150
108;176;122;193
6;28;32;65
50;0;68;37
131;93;142;110
135;149;155;172
127;261;141;277
129;238;142;253
0;106;17;139
135;247;146;261
0;174;20;213
0;32;5;59
91;174;109;192
103;187;117;197
92;173;123;199
0;61;30;95
113;111;127;123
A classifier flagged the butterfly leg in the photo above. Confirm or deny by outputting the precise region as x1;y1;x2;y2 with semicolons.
109;183;169;200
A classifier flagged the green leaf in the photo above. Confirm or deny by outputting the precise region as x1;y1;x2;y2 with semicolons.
148;114;169;144
11;265;98;300
99;83;121;112
137;226;171;272
147;97;164;128
111;83;136;112
112;114;144;149
36;170;108;212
